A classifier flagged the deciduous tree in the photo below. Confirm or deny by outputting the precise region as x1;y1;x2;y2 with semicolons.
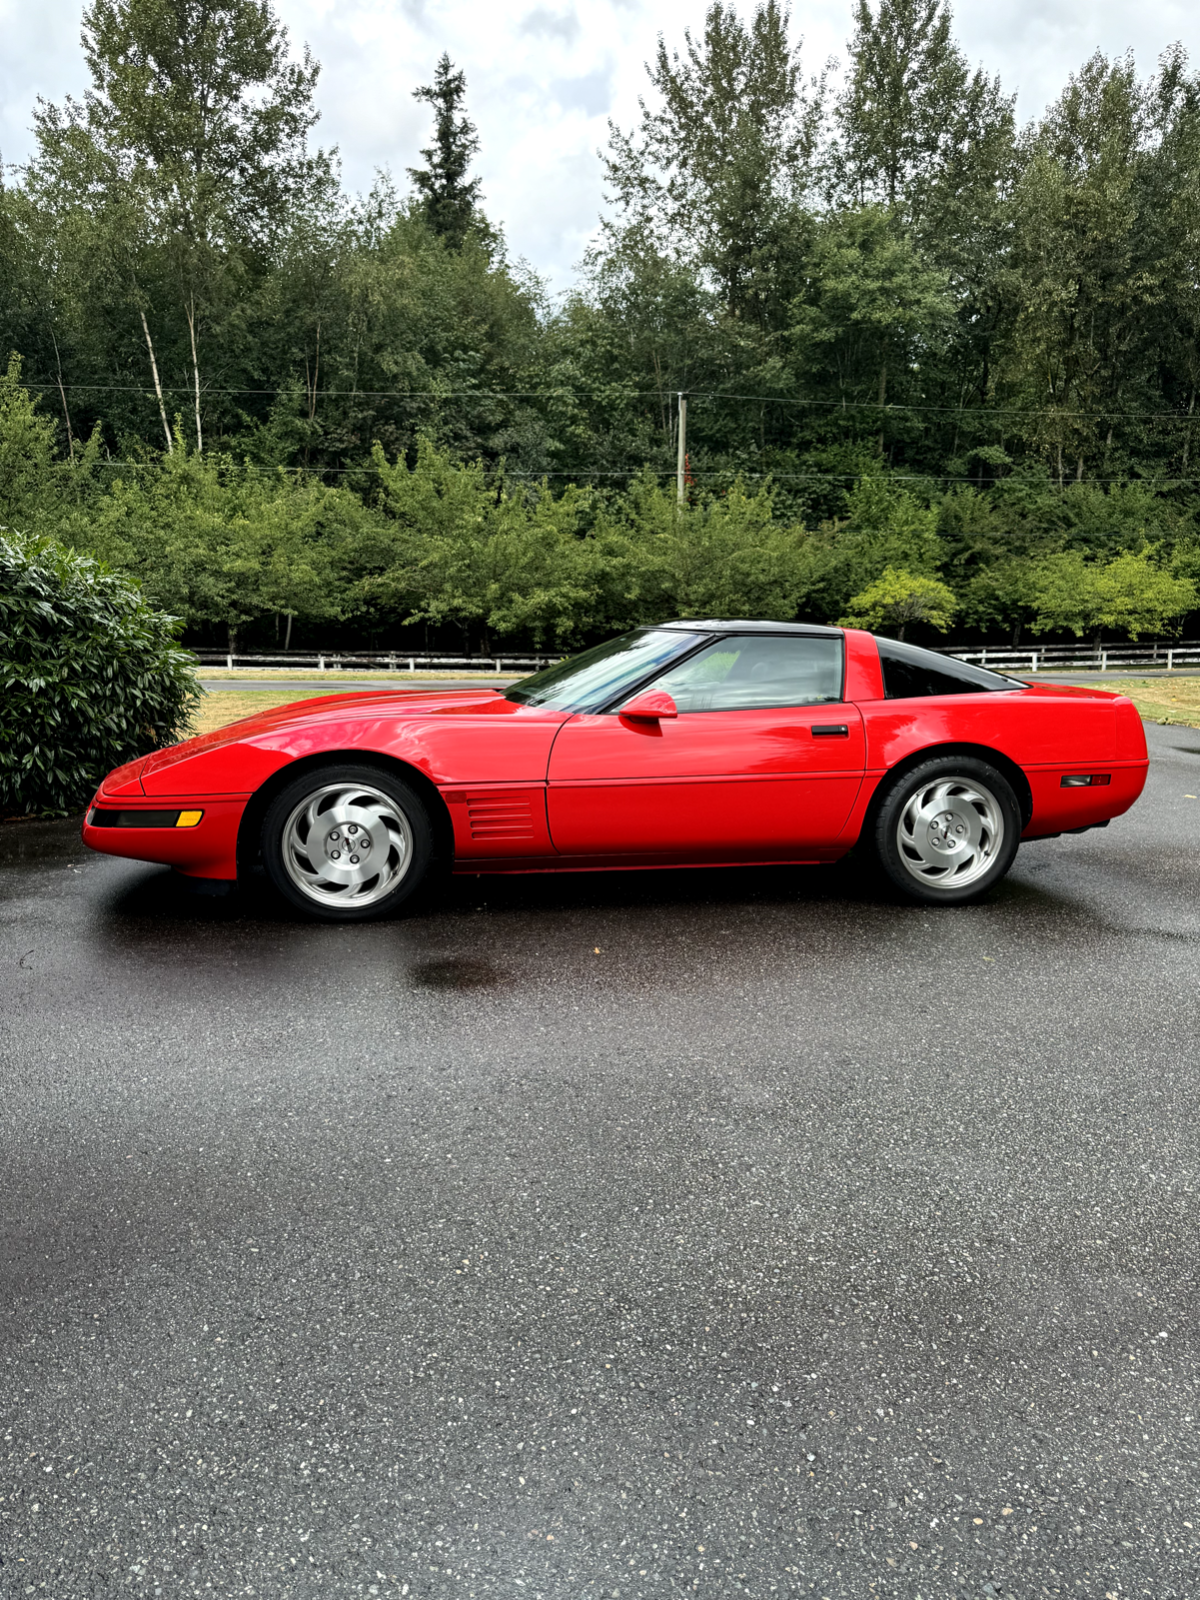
839;565;957;637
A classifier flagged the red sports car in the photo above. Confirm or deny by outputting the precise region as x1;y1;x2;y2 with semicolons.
82;621;1149;919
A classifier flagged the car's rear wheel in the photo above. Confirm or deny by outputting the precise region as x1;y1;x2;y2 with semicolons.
873;756;1021;905
261;764;435;922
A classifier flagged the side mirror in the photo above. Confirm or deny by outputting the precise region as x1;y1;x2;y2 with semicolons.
619;689;678;721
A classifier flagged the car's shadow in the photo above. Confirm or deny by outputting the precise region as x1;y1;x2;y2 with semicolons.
98;847;1066;930
6;812;1079;956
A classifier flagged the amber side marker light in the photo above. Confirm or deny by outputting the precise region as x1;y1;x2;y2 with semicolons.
86;808;205;828
1061;774;1111;788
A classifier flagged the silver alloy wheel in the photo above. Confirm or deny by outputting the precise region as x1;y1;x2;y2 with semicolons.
895;775;1004;891
281;781;414;909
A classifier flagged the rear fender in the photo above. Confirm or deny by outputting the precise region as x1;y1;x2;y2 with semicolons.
840;741;1034;848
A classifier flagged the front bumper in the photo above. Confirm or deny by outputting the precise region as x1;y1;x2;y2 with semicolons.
81;796;246;880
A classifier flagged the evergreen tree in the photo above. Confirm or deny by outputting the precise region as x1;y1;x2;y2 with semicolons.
407;54;483;249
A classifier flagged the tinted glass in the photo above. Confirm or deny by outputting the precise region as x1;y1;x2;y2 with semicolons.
505;629;702;712
878;639;1022;698
646;634;844;713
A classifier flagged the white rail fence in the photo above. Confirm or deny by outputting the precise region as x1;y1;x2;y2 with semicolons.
189;650;560;674
189;639;1200;676
943;641;1200;673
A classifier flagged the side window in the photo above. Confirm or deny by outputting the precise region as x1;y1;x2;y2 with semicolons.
878;639;1019;698
646;635;844;713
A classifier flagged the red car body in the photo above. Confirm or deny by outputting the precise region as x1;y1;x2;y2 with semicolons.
82;625;1149;885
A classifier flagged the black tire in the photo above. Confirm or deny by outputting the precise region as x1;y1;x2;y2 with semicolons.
261;763;436;922
872;756;1021;906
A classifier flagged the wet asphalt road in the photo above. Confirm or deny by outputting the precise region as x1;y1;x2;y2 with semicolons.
3;723;1200;1600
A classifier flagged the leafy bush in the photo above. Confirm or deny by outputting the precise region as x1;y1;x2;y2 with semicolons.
607;472;814;623
1028;550;1198;640
0;528;201;816
839;566;957;637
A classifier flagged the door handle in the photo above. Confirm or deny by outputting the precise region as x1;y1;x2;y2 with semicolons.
810;724;849;737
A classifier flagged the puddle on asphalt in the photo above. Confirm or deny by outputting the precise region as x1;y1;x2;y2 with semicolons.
409;956;502;989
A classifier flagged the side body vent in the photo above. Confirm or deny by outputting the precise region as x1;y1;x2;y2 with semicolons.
466;795;537;841
444;783;551;860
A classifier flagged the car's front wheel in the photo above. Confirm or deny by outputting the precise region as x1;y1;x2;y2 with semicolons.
261;764;435;921
872;756;1021;905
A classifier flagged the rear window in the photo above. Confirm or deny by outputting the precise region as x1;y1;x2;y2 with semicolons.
878;639;1022;698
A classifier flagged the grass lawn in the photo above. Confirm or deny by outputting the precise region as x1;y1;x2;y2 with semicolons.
190;688;374;737
196;668;514;683
1075;677;1200;728
188;680;512;737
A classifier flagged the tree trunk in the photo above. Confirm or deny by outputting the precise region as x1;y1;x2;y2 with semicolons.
228;621;238;655
877;359;887;454
140;310;173;454
185;295;203;452
49;328;75;462
308;321;321;423
1011;619;1023;647
1184;391;1195;472
285;613;293;651
652;349;667;436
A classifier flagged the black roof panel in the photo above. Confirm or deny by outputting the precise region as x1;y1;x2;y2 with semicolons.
652;619;844;637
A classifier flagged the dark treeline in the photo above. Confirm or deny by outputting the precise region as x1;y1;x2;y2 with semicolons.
4;0;1200;651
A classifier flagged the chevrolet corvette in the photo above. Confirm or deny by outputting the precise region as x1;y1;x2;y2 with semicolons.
82;621;1149;918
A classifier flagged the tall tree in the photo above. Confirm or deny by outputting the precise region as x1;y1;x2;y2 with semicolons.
60;0;330;249
788;205;951;411
830;1;1016;481
602;0;822;325
26;0;333;450
833;0;1013;224
407;54;483;249
1132;46;1200;472
1002;53;1161;483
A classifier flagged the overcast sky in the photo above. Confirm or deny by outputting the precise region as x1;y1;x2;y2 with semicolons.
3;0;1198;294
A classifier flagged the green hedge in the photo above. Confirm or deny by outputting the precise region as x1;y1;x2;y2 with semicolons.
0;527;201;816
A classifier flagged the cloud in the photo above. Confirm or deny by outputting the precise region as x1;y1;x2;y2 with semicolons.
547;68;616;118
3;0;1200;289
518;6;582;46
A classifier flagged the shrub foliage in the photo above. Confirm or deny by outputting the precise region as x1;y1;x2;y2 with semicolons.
0;528;201;816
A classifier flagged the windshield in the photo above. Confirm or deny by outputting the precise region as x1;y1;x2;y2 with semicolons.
506;629;703;712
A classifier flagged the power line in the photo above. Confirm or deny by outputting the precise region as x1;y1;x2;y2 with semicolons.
18;380;1200;423
55;458;1200;485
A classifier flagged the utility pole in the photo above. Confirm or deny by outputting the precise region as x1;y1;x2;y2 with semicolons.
676;391;687;505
